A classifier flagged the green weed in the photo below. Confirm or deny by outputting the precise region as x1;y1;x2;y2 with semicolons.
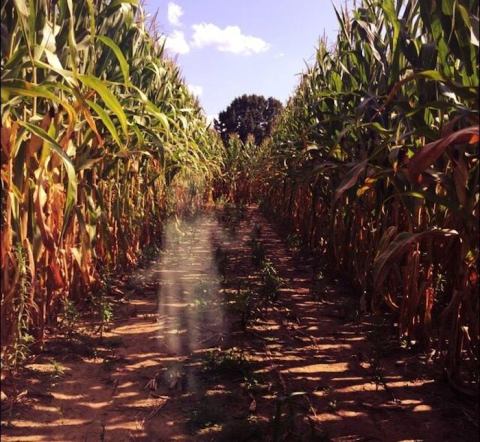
62;300;80;338
202;347;261;392
260;260;283;301
226;289;257;329
50;360;65;379
4;244;34;370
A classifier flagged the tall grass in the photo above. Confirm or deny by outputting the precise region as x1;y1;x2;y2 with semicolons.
0;0;223;366
254;0;478;393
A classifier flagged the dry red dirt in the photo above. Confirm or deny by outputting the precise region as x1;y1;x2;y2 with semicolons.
1;206;477;441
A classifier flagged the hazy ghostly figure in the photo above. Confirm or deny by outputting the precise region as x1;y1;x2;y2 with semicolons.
156;215;225;357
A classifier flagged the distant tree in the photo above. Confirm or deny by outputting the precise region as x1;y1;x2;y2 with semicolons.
214;94;283;146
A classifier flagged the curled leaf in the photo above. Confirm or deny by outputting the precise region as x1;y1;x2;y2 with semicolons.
408;126;479;182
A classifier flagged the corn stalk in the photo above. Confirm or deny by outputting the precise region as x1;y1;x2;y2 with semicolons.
252;0;479;393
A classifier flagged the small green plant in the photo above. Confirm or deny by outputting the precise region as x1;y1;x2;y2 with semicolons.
227;289;256;329
99;299;113;336
51;360;65;379
6;332;34;371
202;347;261;392
93;271;115;337
260;260;283;301
101;299;113;322
5;244;34;370
203;347;250;376
62;300;80;338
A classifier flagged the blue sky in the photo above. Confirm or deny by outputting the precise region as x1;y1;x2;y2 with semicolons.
144;1;348;121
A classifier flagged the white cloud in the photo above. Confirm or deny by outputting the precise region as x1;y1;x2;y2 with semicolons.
168;2;183;27
191;23;270;55
187;84;203;97
275;52;285;59
164;30;190;55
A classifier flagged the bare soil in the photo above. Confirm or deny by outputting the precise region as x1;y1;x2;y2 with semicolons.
1;206;477;441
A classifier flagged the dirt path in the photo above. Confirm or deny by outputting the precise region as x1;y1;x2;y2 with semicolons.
1;206;477;441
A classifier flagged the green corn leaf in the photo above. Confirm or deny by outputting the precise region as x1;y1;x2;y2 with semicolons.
1;80;76;122
86;99;124;149
78;74;129;139
97;35;131;86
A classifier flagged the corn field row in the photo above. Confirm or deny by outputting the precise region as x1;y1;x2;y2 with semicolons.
1;0;479;397
0;0;223;368
233;0;478;393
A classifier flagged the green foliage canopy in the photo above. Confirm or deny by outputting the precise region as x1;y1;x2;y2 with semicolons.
214;94;283;146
